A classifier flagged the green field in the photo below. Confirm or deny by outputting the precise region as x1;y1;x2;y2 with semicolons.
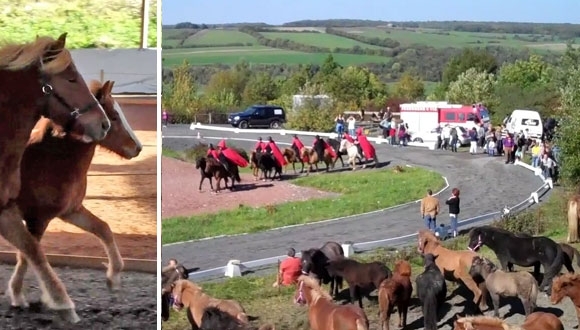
262;32;385;49
182;29;258;47
162;46;390;66
162;26;575;67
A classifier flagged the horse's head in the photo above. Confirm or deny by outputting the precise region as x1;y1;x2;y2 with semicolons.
417;229;439;254
467;227;485;252
171;279;191;312
25;34;110;142
339;138;349;152
422;253;438;268
300;250;315;275
91;80;142;159
468;256;485;278
551;273;580;305
195;157;206;169
394;260;412;277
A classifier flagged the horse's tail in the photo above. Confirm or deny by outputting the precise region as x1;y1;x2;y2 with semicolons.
568;199;579;243
544;243;564;291
355;318;369;330
422;291;439;330
529;278;538;311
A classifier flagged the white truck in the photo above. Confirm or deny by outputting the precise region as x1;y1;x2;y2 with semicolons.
503;109;543;139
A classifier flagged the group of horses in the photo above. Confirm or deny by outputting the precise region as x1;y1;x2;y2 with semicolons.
195;137;379;194
0;34;142;323
161;224;580;330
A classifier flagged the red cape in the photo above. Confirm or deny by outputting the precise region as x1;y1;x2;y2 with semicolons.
343;134;355;143
221;148;249;167
268;141;287;166
255;141;267;151
207;149;219;159
356;132;376;159
292;138;308;162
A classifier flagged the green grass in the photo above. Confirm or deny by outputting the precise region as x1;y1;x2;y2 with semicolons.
162;187;572;330
182;29;259;47
261;32;386;49
162;47;390;66
162;167;444;243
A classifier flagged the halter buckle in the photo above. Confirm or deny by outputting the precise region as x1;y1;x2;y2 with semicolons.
41;84;53;95
70;108;81;118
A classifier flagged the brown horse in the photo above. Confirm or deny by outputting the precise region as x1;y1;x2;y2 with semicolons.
301;147;335;175
294;275;369;330
205;157;240;193
469;256;538;317
568;194;580;243
417;229;489;311
172;279;249;328
282;147;304;174
378;260;412;330
200;306;275;330
0;33;111;323
8;80;141;309
161;263;192;322
454;312;563;330
551;273;580;327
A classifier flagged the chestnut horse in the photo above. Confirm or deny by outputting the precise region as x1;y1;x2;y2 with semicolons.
9;80;141;312
0;33;110;323
454;312;563;330
301;147;335;175
551;273;580;328
282;147;304;174
417;229;489;311
294;275;369;330
378;260;412;330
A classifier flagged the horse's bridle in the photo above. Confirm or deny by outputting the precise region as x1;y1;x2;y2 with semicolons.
468;235;483;251
295;281;306;305
38;59;99;127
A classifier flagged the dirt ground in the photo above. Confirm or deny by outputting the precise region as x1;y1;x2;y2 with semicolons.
161;157;338;219
0;102;157;260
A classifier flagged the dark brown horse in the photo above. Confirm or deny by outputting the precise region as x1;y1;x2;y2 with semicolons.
301;241;344;298
0;33;111;323
326;258;393;309
378;260;413;330
8;80;141;312
205;157;240;193
196;156;229;191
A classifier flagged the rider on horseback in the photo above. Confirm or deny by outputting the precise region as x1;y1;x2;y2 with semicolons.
207;143;231;175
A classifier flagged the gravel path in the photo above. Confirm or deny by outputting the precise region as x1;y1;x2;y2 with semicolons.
0;265;156;329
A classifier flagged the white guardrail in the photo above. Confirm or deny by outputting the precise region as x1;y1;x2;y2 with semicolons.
185;123;553;280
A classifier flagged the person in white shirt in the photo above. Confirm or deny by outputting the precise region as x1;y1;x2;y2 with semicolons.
541;153;554;178
347;115;356;136
441;125;451;150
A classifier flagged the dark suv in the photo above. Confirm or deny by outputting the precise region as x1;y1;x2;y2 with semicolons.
228;105;286;129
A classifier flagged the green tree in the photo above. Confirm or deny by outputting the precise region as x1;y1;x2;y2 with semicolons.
446;68;497;106
162;60;199;121
393;72;425;101
286;100;340;132
326;66;388;110
497;54;552;89
442;48;498;87
242;72;280;104
554;45;580;186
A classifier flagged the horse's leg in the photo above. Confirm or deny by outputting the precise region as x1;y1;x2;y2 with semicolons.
349;284;358;306
398;300;407;328
456;271;483;310
533;262;541;279
60;206;123;291
198;176;204;191
0;205;78;322
521;297;531;316
208;177;214;191
490;291;501;317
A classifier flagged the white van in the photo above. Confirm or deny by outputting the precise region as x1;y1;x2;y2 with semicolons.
503;109;543;139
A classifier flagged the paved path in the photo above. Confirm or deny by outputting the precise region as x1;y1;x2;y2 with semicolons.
161;125;544;271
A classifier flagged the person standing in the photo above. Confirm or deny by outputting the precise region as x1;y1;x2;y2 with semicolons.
162;109;168;127
347;115;356;136
445;188;461;238
335;114;345;138
449;126;458;152
273;248;302;287
420;189;440;231
469;127;478;155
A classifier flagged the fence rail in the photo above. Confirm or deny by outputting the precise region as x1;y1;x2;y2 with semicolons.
183;125;551;281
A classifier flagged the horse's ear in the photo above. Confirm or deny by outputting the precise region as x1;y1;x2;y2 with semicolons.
52;33;67;51
101;80;114;98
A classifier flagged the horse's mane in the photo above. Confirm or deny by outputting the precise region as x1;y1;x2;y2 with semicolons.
297;275;332;301
0;36;72;74
455;315;516;330
553;273;580;290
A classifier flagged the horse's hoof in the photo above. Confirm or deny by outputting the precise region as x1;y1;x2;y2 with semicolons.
57;309;81;324
106;272;122;292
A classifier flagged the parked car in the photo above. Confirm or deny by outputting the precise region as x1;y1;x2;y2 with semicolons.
411;126;470;146
228;105;286;129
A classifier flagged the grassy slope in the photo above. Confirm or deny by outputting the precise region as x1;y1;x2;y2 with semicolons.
162;166;444;243
162;188;572;330
261;32;386;49
182;30;258;47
